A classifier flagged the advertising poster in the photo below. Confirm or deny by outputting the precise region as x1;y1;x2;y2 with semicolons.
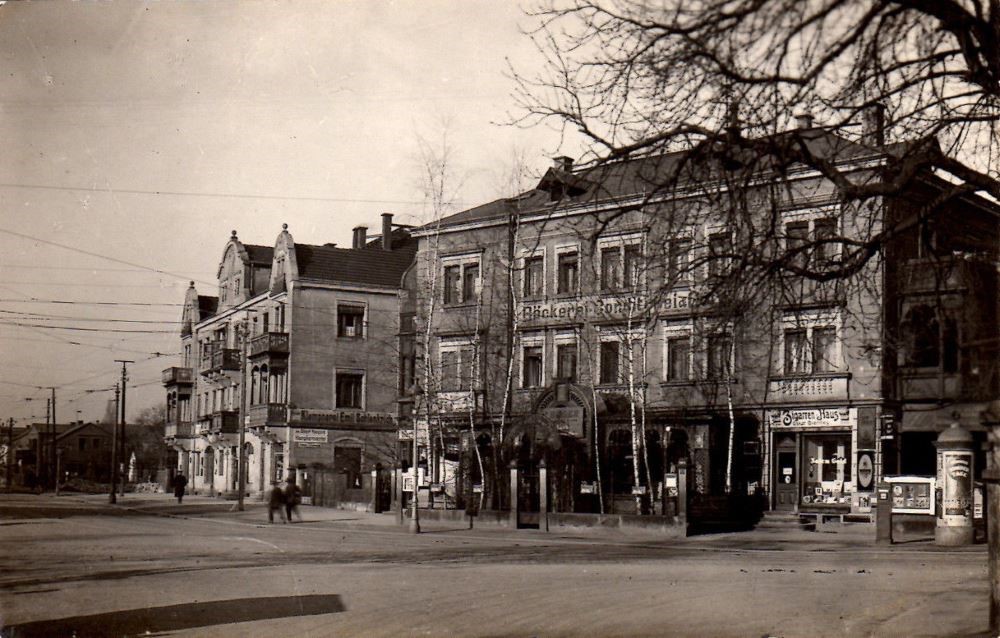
942;450;973;519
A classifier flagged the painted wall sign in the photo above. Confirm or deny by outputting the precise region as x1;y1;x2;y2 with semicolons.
289;409;395;427
519;290;694;323
293;428;329;447
768;407;857;430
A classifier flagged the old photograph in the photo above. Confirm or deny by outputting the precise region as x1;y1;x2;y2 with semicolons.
1;1;999;636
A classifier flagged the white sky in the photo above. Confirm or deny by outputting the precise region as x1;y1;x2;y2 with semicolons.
0;0;581;424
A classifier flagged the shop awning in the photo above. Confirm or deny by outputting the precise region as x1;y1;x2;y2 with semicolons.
900;402;990;432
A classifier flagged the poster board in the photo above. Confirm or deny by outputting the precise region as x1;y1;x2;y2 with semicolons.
887;476;935;515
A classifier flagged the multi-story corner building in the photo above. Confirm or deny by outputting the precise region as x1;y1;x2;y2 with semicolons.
163;215;416;505
403;125;1000;523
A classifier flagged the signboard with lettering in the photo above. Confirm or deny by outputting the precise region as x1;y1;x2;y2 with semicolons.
519;290;694;324
293;428;328;447
289;409;395;428
768;408;857;430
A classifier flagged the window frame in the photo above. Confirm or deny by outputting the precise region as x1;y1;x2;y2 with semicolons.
441;254;482;306
337;303;367;339
556;248;580;296
779;311;842;376
334;370;366;410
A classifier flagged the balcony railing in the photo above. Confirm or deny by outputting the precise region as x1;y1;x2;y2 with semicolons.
161;367;194;386
899;256;995;295
249;332;289;359
247;403;287;427
165;421;194;438
199;347;241;376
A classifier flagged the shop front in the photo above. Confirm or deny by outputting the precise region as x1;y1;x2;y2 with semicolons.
767;407;861;513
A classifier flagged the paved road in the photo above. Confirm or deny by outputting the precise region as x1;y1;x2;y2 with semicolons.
0;493;992;637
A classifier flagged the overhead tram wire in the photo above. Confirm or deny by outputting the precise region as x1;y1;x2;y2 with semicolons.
0;320;177;334
0;298;183;307
0;309;182;324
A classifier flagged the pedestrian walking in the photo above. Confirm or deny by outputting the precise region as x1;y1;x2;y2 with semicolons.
172;473;188;504
284;478;302;523
267;481;287;524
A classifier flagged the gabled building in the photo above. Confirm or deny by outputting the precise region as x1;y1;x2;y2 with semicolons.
163;215;416;507
8;421;113;487
402;125;1000;525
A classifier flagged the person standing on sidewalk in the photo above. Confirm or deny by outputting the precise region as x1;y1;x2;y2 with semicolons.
267;481;287;524
172;473;187;504
284;478;302;523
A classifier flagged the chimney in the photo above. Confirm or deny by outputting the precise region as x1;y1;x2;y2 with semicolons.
795;113;814;129
381;213;393;251
352;225;367;249
862;103;885;146
552;156;574;172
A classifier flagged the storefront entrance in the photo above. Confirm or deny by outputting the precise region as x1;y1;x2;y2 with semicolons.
775;435;798;511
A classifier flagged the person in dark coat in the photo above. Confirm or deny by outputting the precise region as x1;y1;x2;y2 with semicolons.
284;478;303;523
172;473;188;504
268;481;287;523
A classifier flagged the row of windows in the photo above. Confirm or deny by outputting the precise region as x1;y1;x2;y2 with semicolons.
442;219;840;306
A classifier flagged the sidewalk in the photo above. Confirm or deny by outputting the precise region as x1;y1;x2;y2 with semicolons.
22;491;992;553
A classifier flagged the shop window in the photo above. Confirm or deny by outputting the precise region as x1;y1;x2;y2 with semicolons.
336;373;364;409
599;341;620;384
338;305;365;338
666;335;691;381
557;252;579;295
556;343;577;382
802;434;852;505
522;346;543;388
523;256;544;298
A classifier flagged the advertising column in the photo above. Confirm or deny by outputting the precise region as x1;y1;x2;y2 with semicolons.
936;422;974;546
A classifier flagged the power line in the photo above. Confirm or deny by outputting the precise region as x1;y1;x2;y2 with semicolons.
0;320;176;334
0;263;214;275
0;309;180;324
0;226;216;288
0;181;434;206
0;280;189;289
0;298;183;308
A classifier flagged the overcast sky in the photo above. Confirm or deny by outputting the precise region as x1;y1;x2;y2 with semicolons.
0;0;581;425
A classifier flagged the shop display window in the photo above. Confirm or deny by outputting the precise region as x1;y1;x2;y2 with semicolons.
801;434;852;505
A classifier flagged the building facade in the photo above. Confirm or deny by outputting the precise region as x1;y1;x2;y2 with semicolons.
403;129;1000;522
163;215;416;506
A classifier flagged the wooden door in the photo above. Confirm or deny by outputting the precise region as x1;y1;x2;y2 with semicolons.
774;436;798;511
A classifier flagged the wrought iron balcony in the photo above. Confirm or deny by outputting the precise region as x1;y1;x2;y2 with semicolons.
249;332;289;359
161;367;194;386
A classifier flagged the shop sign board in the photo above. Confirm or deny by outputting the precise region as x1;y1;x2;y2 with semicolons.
579;482;596;494
887;476;935;515
293;428;328;447
289;409;395;427
519;290;694;324
768;407;857;430
856;451;875;492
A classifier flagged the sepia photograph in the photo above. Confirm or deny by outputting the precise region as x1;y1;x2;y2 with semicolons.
1;1;999;636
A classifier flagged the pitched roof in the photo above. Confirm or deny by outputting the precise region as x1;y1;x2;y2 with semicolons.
244;244;274;265
294;232;417;288
429;129;914;230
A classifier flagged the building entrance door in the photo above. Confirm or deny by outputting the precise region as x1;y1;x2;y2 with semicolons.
516;466;540;528
775;435;798;511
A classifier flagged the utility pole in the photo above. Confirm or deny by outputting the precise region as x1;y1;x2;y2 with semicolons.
115;360;133;497
49;387;56;491
6;417;13;493
45;397;51;490
109;383;120;504
236;319;249;512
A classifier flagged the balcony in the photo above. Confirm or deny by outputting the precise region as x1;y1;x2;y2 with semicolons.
247;403;287;428
897;370;962;402
161;367;194;386
199;347;241;376
165;421;194;438
249;332;289;359
768;373;851;402
209;410;240;434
